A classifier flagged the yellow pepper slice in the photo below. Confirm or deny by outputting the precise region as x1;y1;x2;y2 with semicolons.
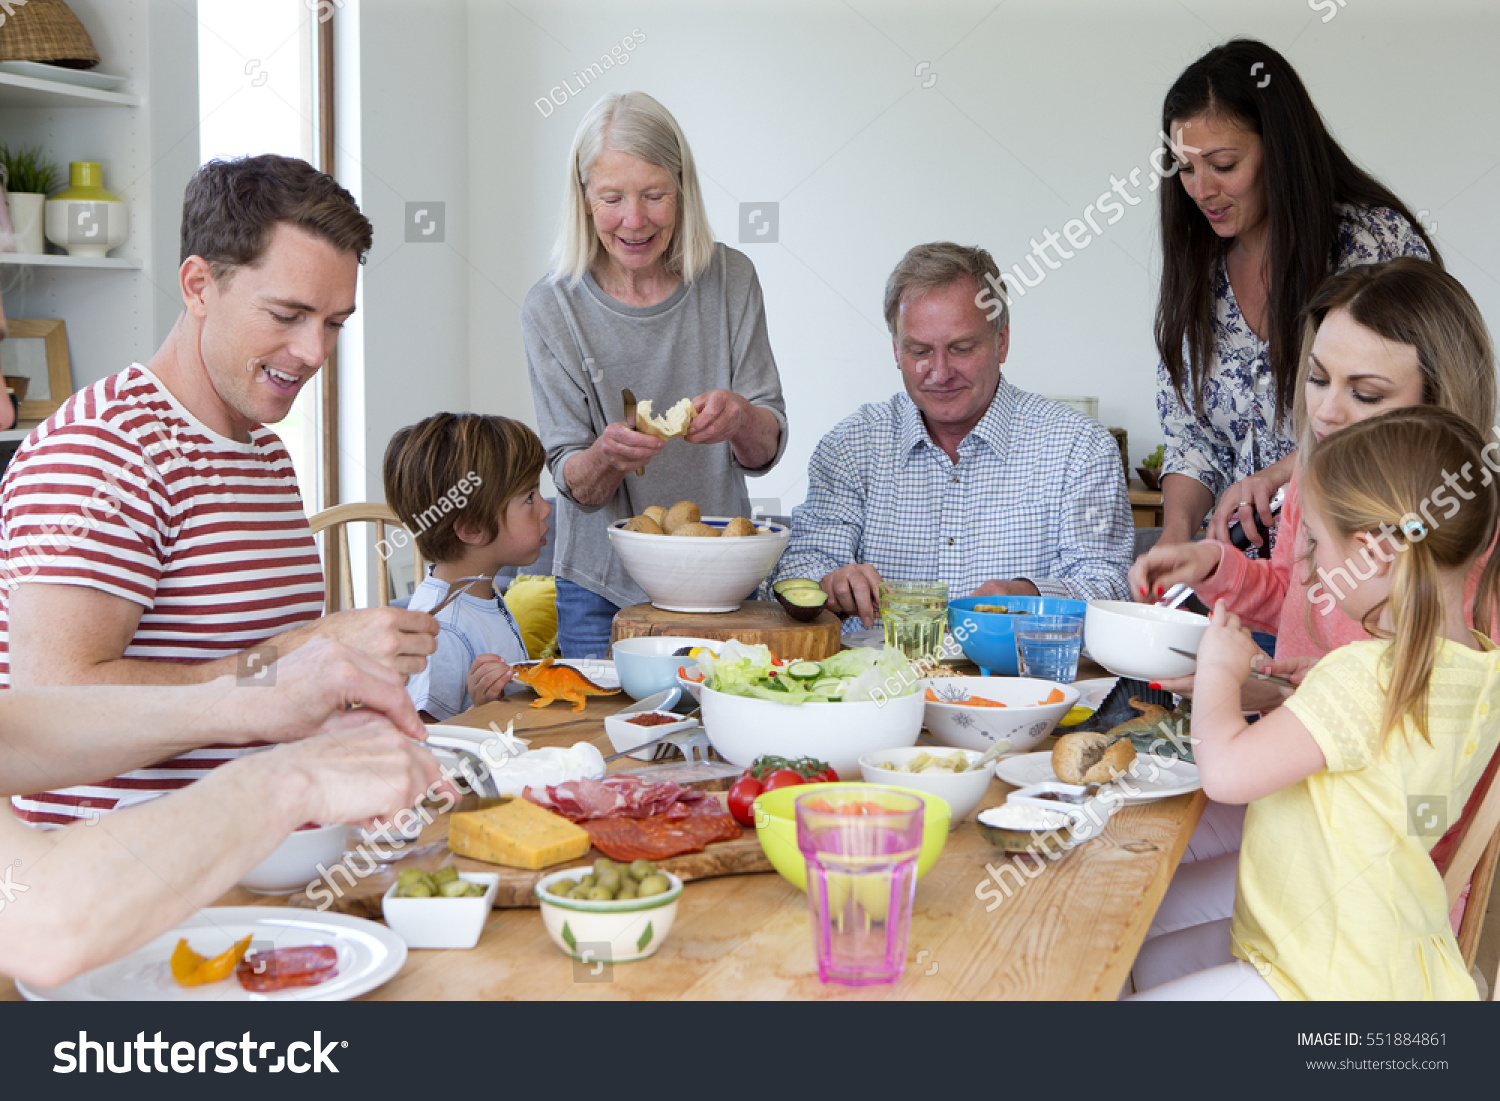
170;934;253;987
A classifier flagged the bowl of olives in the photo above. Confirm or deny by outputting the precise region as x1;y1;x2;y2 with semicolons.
535;858;684;963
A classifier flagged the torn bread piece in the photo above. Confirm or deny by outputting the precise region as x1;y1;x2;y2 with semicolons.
635;397;697;440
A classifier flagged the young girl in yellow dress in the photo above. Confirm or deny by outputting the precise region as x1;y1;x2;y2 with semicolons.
1134;406;1500;999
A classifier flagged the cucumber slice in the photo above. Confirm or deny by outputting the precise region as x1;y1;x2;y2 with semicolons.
810;679;845;698
785;660;822;681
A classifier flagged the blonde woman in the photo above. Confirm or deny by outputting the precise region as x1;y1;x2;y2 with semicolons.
523;92;787;657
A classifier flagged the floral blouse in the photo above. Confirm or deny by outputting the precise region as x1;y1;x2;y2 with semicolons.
1155;204;1431;506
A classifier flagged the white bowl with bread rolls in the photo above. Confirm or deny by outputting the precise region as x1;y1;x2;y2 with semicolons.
607;506;790;613
921;676;1079;754
1083;600;1209;681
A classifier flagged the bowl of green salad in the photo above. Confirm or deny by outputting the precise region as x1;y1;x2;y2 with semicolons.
695;642;925;779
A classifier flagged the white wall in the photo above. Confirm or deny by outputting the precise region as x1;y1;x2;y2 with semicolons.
348;0;1500;516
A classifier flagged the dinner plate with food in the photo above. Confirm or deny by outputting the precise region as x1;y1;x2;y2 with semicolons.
992;728;1201;806
17;907;406;1001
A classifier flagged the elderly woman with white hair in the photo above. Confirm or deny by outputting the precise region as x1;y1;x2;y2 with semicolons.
523;91;788;658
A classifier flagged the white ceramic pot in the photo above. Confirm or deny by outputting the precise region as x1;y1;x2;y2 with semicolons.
606;517;790;613
45;196;128;258
5;192;45;254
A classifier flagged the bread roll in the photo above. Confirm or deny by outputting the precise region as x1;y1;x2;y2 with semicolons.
722;516;757;537
643;505;667;527
662;500;701;533
622;515;664;535
1051;731;1136;785
668;521;721;537
635;398;696;440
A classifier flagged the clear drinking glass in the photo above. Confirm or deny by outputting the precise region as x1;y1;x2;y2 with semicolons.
796;788;925;986
878;580;949;662
1014;615;1084;684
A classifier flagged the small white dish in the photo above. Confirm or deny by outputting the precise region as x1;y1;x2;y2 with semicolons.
857;746;996;827
535;868;683;963
1007;781;1114;843
381;873;499;950
604;710;702;761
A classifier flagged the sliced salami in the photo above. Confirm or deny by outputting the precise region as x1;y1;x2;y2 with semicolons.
236;945;340;993
583;811;742;862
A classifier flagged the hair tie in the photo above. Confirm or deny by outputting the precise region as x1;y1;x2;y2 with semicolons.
1401;516;1428;541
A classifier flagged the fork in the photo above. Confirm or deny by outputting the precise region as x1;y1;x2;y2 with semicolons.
427;575;494;617
1167;646;1298;689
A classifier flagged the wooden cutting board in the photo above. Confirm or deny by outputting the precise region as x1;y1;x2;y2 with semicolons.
287;807;772;918
611;599;841;660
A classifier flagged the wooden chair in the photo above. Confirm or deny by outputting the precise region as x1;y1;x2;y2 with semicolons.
307;503;424;613
1442;759;1500;999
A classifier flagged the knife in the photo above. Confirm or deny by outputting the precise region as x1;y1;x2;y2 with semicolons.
621;388;644;476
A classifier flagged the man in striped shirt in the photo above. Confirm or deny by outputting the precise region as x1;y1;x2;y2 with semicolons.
0;156;438;825
772;242;1133;628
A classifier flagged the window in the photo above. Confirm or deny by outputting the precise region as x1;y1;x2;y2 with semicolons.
197;0;325;509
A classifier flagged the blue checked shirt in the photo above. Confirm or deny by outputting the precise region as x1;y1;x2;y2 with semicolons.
772;382;1133;629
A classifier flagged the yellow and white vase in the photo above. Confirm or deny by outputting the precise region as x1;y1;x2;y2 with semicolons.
44;162;129;258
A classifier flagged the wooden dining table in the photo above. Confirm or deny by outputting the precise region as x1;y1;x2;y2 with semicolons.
0;673;1206;1002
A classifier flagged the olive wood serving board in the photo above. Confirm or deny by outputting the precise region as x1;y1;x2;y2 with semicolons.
610;599;841;660
287;804;771;916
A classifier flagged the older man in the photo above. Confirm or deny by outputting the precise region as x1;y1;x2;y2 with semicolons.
773;242;1132;627
0;155;437;825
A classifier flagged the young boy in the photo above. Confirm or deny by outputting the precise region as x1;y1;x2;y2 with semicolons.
384;413;552;723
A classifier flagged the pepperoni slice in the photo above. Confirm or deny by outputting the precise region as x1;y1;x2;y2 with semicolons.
583;812;742;862
236;945;339;992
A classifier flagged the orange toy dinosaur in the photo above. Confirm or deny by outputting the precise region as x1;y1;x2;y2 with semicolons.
512;657;623;712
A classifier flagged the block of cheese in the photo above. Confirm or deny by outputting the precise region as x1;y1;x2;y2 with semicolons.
447;798;591;870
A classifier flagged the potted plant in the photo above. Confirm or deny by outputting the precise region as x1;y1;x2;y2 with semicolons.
1136;444;1165;491
0;144;62;255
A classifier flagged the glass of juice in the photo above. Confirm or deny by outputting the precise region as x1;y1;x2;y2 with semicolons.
878;580;949;662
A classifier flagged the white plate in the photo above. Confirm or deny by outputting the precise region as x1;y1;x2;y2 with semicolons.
0;61;128;90
1070;677;1119;711
18;907;406;1001
993;751;1200;805
514;658;619;690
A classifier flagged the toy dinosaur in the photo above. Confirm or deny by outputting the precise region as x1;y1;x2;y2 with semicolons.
511;657;623;712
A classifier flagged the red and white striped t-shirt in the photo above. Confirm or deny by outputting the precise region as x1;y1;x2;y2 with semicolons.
0;364;324;825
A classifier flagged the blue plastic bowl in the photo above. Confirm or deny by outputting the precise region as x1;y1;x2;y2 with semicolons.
946;595;1088;675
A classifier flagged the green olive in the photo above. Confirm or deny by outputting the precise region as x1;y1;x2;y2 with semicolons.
576;874;598;892
549;881;574;899
592;857;617;877
616;885;638;900
637;874;670;898
597;869;622;893
587;886;614;902
628;859;656;880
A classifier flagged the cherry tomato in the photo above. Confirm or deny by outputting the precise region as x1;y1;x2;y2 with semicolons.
812;766;839;784
760;769;806;792
727;774;764;827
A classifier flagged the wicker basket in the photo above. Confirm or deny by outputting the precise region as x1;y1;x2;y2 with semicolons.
0;0;100;69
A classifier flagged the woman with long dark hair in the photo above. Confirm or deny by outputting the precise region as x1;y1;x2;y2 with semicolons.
1154;38;1437;549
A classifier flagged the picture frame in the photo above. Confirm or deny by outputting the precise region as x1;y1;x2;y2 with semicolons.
0;318;72;423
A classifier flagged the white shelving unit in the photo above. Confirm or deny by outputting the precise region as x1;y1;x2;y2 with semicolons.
0;253;141;270
0;0;200;401
0;72;141;109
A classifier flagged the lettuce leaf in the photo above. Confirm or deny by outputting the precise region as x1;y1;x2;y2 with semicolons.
699;643;919;704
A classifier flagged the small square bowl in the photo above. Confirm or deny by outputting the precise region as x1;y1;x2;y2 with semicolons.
603;710;701;761
381;872;499;949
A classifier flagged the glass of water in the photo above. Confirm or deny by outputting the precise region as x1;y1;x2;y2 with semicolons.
1014;615;1084;684
878;580;949;662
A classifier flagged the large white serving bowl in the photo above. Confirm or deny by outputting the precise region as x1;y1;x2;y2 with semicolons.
1084;600;1210;681
239;824;350;895
698;683;924;779
858;746;997;827
606;518;790;613
921;676;1080;754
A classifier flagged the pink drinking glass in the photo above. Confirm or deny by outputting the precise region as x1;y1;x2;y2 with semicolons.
795;788;925;986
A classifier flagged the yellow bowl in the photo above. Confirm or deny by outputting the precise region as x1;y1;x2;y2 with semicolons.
752;782;951;891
